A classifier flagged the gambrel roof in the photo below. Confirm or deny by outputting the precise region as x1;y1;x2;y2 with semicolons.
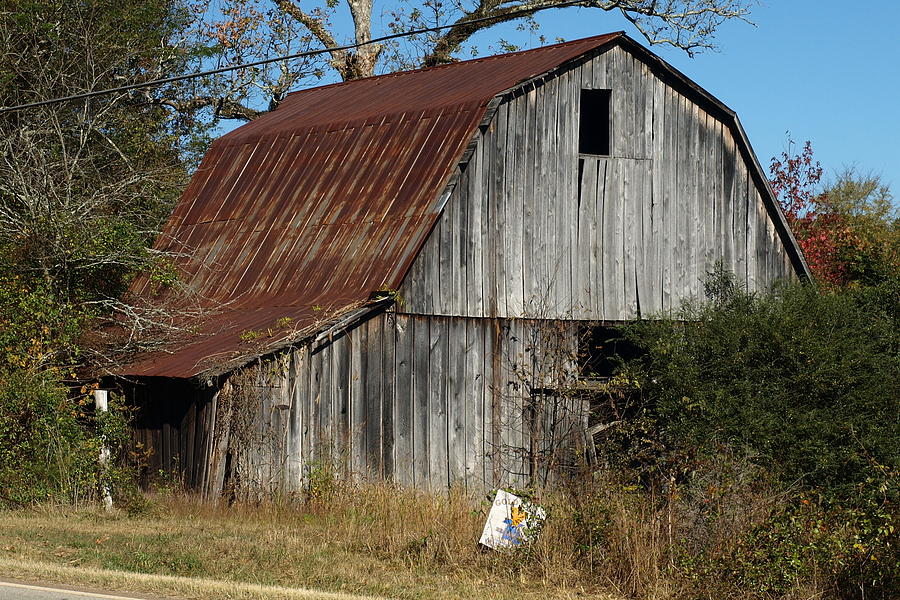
122;32;808;378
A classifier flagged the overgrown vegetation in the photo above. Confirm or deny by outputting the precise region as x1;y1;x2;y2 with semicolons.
601;268;899;599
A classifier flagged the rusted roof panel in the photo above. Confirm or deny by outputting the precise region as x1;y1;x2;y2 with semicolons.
121;33;623;378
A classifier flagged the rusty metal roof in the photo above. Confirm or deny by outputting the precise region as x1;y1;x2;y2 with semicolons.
121;33;623;378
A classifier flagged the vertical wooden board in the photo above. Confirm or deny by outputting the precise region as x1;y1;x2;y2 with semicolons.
576;157;597;316
412;316;430;488
623;159;638;318
639;159;657;315
593;48;609;89
349;325;366;477
506;323;526;488
381;314;396;480
696;111;709;282
297;346;311;480
426;317;449;490
482;115;497;317
632;54;644;159
602;158;622;319
430;213;443;315
743;165;756;290
497;322;513;487
456;163;469;317
463;318;484;492
758;192;770;290
504;95;524;316
650;77;664;311
308;348;323;464
522;87;537;315
393;314;414;485
688;102;702;298
286;348;303;489
762;198;775;287
559;69;576;316
593;159;607;317
400;246;421;313
365;317;383;479
539;83;557;313
733;152;748;287
527;86;545;315
661;85;676;312
674;92;689;305
433;199;448;316
447;317;467;488
642;62;654;160
492;103;509;317
471;130;485;317
721;125;735;272
485;319;499;486
713;119;725;268
331;337;349;475
320;340;336;469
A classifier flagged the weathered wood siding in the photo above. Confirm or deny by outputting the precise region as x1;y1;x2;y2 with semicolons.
401;45;800;320
189;311;587;497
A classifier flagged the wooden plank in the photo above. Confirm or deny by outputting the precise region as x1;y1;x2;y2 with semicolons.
456;162;469;317
365;316;383;479
447;317;467;488
522;87;537;316
332;336;350;477
576;157;597;316
623;158;638;318
381;314;396;480
463;318;483;492
527;85;545;315
601;158;623;319
412;315;430;488
393;314;414;485
286;349;302;490
309;349;323;465
558;69;575;316
487;319;500;486
349;324;365;478
491;103;509;317
474;125;487;317
428;317;449;491
512;91;527;317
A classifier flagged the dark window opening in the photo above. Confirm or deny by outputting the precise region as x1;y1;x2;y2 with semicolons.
579;89;611;156
577;325;642;380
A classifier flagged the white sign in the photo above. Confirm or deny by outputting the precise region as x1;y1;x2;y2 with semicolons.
479;489;546;550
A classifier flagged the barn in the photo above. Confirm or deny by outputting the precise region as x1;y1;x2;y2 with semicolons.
116;32;810;497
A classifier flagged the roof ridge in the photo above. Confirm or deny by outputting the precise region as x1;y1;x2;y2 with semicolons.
284;32;624;98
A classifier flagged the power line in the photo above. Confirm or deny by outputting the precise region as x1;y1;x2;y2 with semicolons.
0;0;592;115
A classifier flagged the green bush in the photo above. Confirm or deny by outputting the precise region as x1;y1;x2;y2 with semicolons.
0;370;134;507
608;269;899;598
625;271;899;496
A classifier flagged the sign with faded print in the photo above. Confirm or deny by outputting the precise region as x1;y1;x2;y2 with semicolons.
479;490;547;550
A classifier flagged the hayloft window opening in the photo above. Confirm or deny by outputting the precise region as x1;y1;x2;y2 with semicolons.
577;325;642;381
579;89;611;156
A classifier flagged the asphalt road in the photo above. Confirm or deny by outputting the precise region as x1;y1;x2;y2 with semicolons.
0;581;158;600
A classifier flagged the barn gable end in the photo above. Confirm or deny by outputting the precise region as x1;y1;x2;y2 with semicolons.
400;40;807;322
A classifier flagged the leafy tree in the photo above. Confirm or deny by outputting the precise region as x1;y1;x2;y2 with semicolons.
769;140;899;287
175;0;754;121
0;0;209;365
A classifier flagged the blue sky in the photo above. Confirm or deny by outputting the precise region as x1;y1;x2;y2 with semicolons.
218;1;898;195
499;0;900;193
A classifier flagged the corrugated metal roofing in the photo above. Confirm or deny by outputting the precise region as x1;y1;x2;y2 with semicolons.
121;33;623;378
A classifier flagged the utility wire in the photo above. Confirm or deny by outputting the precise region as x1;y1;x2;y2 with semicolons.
0;0;594;115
